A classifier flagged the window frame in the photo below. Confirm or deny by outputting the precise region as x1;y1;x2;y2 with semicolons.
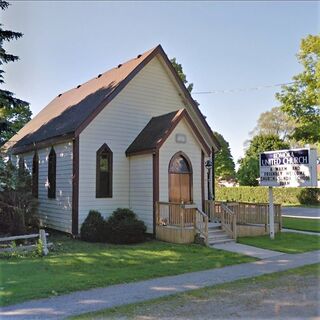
48;147;56;199
96;143;113;198
32;151;39;198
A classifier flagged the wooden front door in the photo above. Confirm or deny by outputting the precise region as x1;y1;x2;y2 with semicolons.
169;152;192;204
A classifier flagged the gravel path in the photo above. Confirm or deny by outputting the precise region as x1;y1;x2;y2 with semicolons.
1;250;319;320
103;265;319;320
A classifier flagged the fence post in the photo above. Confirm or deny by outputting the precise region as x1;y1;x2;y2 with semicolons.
39;229;48;256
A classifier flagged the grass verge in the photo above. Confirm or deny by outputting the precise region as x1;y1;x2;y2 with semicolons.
238;232;320;253
0;234;254;306
72;263;320;319
283;217;320;233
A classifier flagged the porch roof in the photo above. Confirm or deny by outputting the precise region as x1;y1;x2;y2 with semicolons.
126;109;211;156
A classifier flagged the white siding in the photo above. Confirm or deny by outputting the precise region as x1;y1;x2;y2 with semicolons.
129;154;153;233
78;57;185;227
159;119;203;208
18;141;73;233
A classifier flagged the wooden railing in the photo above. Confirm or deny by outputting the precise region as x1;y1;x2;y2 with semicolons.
194;208;209;245
220;202;237;240
207;201;282;229
156;202;196;227
156;202;209;245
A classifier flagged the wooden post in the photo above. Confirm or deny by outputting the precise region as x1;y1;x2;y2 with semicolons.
268;187;275;240
233;214;237;240
39;229;49;255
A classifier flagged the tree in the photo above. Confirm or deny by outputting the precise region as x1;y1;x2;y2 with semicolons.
170;57;194;93
237;134;290;186
0;1;31;146
213;131;235;180
250;107;296;142
276;34;320;144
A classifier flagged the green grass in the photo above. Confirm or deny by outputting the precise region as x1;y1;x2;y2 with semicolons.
238;232;320;253
0;234;255;307
283;217;320;233
72;263;320;319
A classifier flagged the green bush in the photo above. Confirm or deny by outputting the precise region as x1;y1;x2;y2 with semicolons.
298;188;320;205
80;210;106;242
216;186;320;205
106;208;146;244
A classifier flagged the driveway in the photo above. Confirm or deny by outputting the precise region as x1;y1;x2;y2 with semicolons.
282;206;320;218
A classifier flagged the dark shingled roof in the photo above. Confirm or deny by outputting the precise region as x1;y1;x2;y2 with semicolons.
126;110;181;156
126;109;211;156
6;45;220;154
6;46;158;153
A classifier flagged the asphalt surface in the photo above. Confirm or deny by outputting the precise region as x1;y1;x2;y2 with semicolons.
281;206;320;218
1;250;319;320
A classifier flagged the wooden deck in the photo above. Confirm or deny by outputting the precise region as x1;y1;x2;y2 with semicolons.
155;201;282;246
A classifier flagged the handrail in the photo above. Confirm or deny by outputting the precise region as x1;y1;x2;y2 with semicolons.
194;208;209;246
220;202;237;240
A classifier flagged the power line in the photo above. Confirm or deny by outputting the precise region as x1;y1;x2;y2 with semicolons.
192;81;295;95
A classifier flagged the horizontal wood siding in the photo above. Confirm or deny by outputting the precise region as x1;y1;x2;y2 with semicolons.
159;119;203;209
78;57;186;225
17;142;73;233
129;154;153;232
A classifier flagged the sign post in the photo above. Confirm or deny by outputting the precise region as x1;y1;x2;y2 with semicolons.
268;187;275;240
259;148;317;240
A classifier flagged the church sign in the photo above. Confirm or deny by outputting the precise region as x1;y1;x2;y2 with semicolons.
259;148;317;187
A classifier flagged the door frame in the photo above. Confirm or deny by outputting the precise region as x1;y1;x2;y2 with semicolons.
168;151;193;203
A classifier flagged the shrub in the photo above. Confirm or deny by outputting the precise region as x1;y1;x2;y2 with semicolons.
106;208;146;244
0;158;38;235
298;188;320;205
80;210;106;242
216;186;320;205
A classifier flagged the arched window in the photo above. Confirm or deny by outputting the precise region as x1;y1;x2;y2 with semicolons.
96;143;113;198
48;147;56;199
32;151;39;198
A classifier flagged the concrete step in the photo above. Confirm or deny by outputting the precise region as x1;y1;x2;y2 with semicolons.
208;229;224;235
208;234;230;240
209;238;235;245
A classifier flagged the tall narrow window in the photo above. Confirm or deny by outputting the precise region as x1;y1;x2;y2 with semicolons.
48;147;56;199
96;143;113;198
32;151;39;198
18;156;24;174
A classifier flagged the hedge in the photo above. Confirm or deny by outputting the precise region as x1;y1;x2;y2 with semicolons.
216;187;320;205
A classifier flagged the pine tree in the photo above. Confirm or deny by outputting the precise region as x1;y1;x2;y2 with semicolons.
0;0;31;146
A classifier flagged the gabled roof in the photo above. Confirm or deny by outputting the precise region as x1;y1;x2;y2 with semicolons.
126;109;211;156
6;45;220;154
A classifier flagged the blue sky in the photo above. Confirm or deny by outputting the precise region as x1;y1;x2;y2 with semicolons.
2;1;319;162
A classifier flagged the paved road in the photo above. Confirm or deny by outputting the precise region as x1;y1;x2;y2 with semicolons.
282;206;320;218
1;250;319;320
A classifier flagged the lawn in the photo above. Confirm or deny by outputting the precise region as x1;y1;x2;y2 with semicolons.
283;217;320;233
238;232;320;253
73;263;320;319
0;234;254;306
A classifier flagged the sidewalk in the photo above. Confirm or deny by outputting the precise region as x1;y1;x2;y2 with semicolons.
213;242;284;259
1;250;319;320
282;228;320;236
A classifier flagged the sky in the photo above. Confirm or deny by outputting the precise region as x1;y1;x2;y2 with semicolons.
2;1;319;163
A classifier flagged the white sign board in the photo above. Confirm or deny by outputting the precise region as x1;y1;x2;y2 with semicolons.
259;148;317;187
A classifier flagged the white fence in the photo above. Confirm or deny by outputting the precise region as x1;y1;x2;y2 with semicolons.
0;229;51;255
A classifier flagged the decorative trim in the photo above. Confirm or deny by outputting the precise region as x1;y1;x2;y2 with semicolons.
152;151;159;236
201;150;205;211
72;137;79;235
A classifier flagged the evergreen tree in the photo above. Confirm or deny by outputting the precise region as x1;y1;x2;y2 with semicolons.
213;131;235;180
0;0;31;146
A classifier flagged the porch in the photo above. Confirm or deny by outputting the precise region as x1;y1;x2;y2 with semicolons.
155;201;282;246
